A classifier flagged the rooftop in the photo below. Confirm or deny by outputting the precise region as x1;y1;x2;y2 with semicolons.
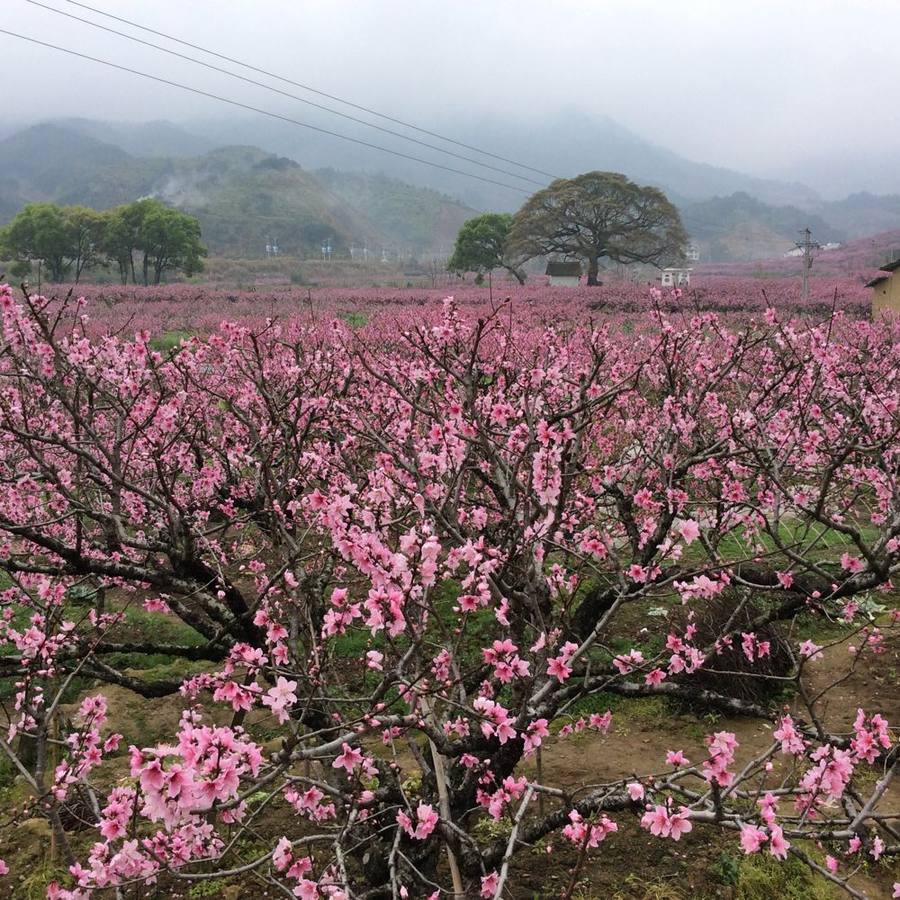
546;261;582;277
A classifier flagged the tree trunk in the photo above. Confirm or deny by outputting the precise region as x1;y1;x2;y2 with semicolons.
587;255;600;286
506;266;526;285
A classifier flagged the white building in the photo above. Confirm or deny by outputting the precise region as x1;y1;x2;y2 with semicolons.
660;267;692;287
685;243;700;262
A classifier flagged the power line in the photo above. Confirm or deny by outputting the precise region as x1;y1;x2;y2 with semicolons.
0;28;532;196
23;0;547;188
54;0;562;182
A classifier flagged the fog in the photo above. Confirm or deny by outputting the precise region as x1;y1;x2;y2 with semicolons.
4;0;899;196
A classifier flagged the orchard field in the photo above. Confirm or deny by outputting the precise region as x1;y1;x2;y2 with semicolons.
44;275;872;338
0;275;898;899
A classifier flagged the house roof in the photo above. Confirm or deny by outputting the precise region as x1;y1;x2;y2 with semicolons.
867;275;889;287
546;261;582;277
879;258;900;272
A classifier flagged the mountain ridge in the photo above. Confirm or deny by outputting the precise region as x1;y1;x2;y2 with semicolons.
0;124;477;257
5;119;900;262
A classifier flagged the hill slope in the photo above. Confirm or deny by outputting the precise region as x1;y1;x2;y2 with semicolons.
0;124;477;257
6;119;900;263
696;228;900;278
186;111;822;213
681;192;843;262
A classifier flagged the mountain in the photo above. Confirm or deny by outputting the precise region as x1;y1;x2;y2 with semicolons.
56;118;217;159
697;227;900;278
183;110;823;213
818;193;900;238
0;123;134;218
681;192;843;262
3;118;900;263
0;124;476;257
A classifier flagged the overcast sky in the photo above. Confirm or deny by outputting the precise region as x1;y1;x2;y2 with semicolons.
4;0;894;184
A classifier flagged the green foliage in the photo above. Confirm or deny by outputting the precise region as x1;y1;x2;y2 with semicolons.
139;201;206;284
448;212;525;282
508;171;687;284
711;851;741;886
64;583;102;607
0;198;206;286
0;202;74;282
64;205;107;282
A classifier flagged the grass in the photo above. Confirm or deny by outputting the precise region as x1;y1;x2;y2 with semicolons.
561;691;674;727
118;605;206;646
610;878;686;900
149;329;195;352
339;311;368;329
700;519;880;568
188;878;236;898
732;852;836;899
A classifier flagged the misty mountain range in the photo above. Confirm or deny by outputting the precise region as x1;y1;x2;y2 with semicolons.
3;114;900;263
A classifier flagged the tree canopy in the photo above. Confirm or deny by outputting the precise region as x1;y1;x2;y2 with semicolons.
138;201;207;285
0;199;206;285
508;171;688;284
448;212;525;284
0;203;75;283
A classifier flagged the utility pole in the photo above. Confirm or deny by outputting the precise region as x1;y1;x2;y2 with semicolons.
795;227;820;300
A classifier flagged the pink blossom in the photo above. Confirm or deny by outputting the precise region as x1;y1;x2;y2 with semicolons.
799;640;823;661
332;743;364;774
397;802;438;840
480;872;499;897
768;825;790;860
679;519;701;544
740;825;768;854
546;655;572;682
840;553;864;573
640;804;693;840
665;749;690;767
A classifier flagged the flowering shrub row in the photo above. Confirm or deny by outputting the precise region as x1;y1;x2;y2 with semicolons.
0;283;896;897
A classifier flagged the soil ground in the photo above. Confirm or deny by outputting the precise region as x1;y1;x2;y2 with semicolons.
1;619;897;899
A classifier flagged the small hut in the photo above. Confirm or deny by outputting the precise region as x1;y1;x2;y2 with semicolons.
867;259;900;316
546;261;582;287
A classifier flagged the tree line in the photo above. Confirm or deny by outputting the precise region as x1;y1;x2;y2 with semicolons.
0;199;206;285
448;170;687;285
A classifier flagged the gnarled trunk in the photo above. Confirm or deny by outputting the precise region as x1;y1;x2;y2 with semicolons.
506;265;526;285
587;254;600;286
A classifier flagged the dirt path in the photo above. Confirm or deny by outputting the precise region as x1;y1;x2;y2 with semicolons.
507;627;900;898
